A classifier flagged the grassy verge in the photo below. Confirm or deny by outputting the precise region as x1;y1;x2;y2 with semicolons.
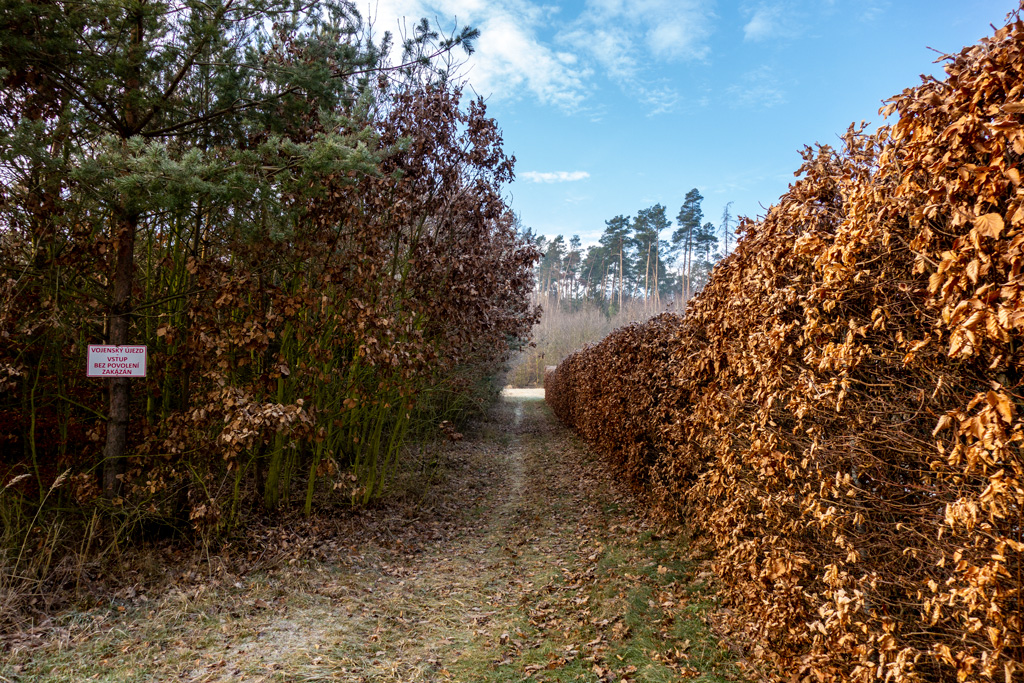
447;496;742;683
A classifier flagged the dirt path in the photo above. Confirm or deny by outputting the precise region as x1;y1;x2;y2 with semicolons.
2;396;743;683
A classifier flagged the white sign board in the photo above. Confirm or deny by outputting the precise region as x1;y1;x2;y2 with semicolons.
87;345;147;378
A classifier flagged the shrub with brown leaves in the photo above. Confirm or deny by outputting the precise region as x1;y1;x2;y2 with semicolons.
547;10;1024;683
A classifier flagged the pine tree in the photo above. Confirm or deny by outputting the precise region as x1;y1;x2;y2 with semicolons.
579;245;609;307
720;201;735;255
0;0;474;498
673;188;703;304
567;235;582;304
539;235;567;304
691;220;719;292
600;215;632;312
632;204;671;307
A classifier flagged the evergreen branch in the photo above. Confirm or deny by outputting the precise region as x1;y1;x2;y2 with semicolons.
133;0;238;134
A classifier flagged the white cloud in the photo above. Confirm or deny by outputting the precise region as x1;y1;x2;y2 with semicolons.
647;11;710;60
743;6;779;41
726;65;786;108
730;82;785;108
362;0;715;116
557;0;712;115
563;0;714;74
859;2;888;22
742;3;800;42
559;26;638;81
638;84;683;116
364;0;589;111
520;171;591;183
467;13;589;110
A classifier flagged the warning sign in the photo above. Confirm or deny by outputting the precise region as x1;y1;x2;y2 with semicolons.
87;345;147;378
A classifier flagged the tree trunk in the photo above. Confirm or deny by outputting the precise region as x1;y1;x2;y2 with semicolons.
643;242;650;306
654;247;659;309
683;226;693;304
618;243;623;312
103;5;145;500
103;211;138;498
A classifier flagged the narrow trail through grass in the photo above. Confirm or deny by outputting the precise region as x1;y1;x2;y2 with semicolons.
2;396;745;682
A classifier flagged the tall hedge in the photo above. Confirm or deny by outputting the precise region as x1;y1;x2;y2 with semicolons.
547;13;1024;683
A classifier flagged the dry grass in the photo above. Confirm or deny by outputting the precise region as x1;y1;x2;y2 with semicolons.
508;298;666;388
1;397;744;683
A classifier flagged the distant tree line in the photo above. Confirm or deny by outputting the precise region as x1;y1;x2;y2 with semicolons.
528;189;737;314
506;190;738;387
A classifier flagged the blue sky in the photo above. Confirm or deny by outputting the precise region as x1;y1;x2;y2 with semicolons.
368;0;1018;246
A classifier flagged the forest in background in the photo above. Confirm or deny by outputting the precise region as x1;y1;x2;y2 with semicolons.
0;0;539;616
509;189;735;387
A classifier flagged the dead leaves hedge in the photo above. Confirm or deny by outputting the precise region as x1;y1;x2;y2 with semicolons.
546;13;1024;683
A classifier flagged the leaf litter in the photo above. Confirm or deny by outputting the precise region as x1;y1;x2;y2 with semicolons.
1;396;742;682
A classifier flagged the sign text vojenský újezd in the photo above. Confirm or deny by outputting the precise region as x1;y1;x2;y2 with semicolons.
87;345;147;378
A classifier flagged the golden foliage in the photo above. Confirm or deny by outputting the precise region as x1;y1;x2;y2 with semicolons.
547;10;1024;683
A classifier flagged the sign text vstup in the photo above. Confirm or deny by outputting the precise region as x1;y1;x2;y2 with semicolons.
87;345;147;378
